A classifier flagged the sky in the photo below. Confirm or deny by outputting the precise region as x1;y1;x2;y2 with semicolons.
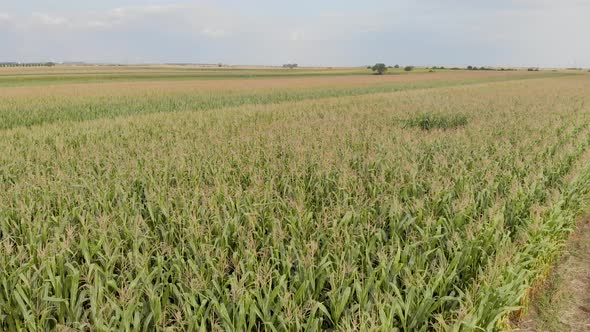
0;0;589;67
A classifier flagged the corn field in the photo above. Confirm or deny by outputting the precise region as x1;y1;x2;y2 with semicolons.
0;69;589;331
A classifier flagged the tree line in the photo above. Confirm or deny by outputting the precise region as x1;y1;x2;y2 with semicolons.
0;62;56;67
369;63;530;75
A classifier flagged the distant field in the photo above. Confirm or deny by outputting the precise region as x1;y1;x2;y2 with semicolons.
0;67;589;330
0;65;537;87
0;67;571;130
0;66;375;87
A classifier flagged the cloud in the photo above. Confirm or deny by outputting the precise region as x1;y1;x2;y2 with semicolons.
511;0;590;9
86;20;109;28
289;30;304;41
2;3;391;42
79;5;186;29
107;5;186;23
73;3;240;38
31;13;68;26
201;28;226;38
0;1;588;67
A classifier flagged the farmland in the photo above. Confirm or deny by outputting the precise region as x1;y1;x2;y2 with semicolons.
0;66;589;330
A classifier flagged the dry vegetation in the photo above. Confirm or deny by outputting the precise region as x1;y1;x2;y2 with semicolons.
0;67;589;330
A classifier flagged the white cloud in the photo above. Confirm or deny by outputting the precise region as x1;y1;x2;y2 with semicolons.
0;1;589;67
31;13;68;26
289;30;304;41
201;28;226;38
75;3;238;35
511;0;590;9
86;20;109;28
108;4;185;21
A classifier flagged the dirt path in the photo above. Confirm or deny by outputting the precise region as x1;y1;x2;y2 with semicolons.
515;217;590;331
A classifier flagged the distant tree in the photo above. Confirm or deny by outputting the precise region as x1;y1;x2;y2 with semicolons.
479;66;486;70
404;66;414;72
440;66;445;69
467;65;473;70
394;64;400;69
367;66;372;69
371;63;387;75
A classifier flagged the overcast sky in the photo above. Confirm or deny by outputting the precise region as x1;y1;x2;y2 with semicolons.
1;0;589;67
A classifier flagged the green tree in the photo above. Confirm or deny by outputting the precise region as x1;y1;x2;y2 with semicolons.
371;63;387;75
